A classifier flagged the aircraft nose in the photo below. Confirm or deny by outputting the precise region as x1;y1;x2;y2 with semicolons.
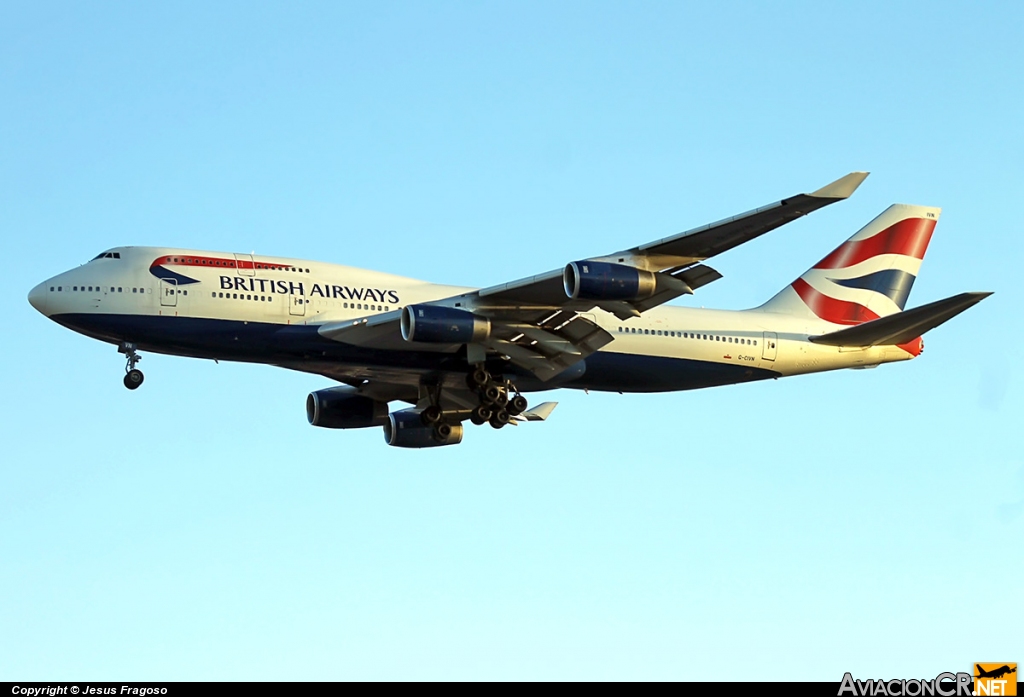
28;281;51;316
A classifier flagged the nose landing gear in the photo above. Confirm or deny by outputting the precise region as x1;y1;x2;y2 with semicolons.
118;342;144;390
124;370;144;390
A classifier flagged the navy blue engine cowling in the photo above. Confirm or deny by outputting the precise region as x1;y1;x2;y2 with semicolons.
307;389;389;429
383;410;464;448
400;305;490;343
564;261;657;301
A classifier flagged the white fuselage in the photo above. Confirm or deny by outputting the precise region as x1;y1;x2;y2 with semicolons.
29;246;917;394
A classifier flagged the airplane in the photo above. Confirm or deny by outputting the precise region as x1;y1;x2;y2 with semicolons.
27;171;991;448
975;665;1016;680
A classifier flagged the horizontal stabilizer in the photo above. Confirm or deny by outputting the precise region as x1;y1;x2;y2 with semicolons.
809;292;991;347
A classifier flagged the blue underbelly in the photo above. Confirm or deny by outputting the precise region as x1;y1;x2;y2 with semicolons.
569;351;778;392
51;313;780;393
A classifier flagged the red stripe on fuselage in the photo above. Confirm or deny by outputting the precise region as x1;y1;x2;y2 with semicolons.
813;217;936;270
792;278;880;325
150;255;295;271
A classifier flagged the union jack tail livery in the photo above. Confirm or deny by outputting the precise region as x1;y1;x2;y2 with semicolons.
760;204;939;325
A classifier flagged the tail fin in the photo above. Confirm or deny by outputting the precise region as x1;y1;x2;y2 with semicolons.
759;204;940;325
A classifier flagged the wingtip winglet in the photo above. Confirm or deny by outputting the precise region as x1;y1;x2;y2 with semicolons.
520;401;558;421
810;171;870;200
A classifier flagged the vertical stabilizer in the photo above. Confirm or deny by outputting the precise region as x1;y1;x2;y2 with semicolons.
758;204;940;325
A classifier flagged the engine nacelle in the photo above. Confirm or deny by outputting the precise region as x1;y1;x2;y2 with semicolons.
306;389;389;429
383;409;464;448
400;305;490;344
563;261;657;301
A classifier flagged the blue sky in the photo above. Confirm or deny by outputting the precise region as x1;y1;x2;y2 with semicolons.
2;0;1021;680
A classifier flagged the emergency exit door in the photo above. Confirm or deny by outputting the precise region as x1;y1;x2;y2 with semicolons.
234;253;255;276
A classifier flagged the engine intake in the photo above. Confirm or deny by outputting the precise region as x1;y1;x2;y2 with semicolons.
401;305;490;344
383;410;464;448
306;389;389;429
564;261;657;301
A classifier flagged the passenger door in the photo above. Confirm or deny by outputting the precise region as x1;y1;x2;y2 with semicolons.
761;331;778;361
160;278;178;307
289;294;306;317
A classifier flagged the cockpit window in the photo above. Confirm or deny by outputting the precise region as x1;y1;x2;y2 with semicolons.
90;252;121;261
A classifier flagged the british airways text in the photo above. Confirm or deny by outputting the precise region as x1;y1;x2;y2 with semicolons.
219;276;400;303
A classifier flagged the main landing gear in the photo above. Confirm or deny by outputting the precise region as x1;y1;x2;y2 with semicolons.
118;342;144;390
419;403;455;442
466;367;527;430
417;367;529;441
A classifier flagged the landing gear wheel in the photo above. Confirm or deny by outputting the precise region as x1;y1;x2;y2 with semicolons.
124;369;144;390
420;405;443;426
493;390;509;408
433;422;453;441
481;383;502;404
508;394;528;416
119;342;144;389
467;367;490;390
489;409;510;429
471;404;492;425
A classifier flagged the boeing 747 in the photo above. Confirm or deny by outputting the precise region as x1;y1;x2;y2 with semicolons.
28;172;989;447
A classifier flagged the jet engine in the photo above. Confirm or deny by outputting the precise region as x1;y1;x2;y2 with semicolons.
400;305;490;343
383;409;464;448
306;388;389;429
563;261;657;301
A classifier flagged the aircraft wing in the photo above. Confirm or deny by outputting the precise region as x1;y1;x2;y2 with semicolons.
476;171;868;312
611;171;869;269
318;305;616;382
320;172;867;381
